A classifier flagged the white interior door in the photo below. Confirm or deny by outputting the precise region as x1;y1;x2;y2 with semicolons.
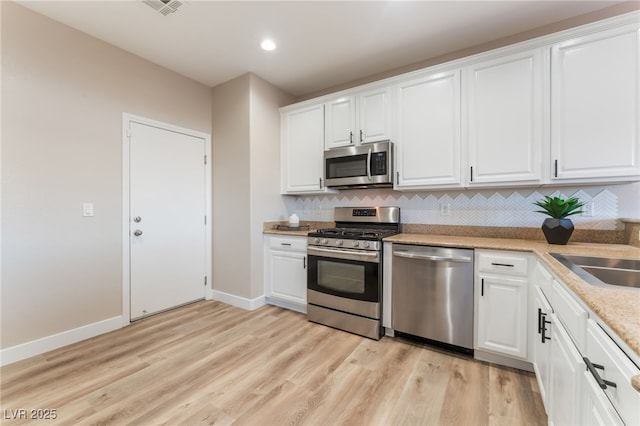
129;121;206;320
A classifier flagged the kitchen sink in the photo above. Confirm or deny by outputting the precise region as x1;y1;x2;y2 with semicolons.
550;253;640;290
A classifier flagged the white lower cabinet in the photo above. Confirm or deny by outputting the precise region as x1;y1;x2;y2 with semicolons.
532;261;637;426
584;319;640;426
548;311;585;426
582;370;624;426
264;235;307;313
475;250;529;360
532;285;553;410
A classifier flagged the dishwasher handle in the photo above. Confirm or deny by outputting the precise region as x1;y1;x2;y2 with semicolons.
393;251;471;263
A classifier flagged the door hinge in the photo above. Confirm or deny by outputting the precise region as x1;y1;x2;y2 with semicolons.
204;155;207;165
204;276;208;286
205;216;207;225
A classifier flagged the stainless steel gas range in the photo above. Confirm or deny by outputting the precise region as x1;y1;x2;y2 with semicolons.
306;207;400;340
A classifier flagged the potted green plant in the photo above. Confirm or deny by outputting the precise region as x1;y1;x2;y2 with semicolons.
533;196;584;245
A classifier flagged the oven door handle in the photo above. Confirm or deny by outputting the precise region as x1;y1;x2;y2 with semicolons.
308;246;379;262
367;148;372;181
393;251;471;263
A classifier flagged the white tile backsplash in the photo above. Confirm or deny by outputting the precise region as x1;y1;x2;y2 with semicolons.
290;185;637;230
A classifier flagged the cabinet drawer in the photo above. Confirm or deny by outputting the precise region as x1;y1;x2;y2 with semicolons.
551;280;587;352
268;236;307;251
477;251;528;276
585;319;640;426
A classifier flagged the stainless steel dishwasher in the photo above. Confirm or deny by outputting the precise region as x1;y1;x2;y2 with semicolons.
392;244;474;353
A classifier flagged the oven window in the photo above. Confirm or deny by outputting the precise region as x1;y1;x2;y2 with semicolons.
318;260;365;294
326;154;367;179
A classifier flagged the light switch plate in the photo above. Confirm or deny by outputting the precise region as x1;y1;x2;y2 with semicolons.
83;202;94;217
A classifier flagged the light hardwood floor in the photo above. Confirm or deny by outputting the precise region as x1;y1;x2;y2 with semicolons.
1;301;546;425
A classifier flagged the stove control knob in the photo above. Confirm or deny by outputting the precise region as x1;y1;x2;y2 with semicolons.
314;238;321;244
362;241;370;249
352;241;360;247
336;239;344;246
321;239;329;245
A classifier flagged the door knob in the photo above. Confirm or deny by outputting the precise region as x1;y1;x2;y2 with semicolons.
133;216;142;223
134;229;143;236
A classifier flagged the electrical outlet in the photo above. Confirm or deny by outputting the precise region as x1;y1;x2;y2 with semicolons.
82;202;94;217
581;201;594;217
440;203;451;216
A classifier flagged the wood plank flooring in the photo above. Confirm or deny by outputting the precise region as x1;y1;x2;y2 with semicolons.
1;301;547;425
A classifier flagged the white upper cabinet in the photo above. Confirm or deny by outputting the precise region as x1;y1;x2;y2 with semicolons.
324;86;393;149
464;48;547;186
358;87;394;144
395;68;463;189
324;96;356;149
551;23;640;182
281;102;331;194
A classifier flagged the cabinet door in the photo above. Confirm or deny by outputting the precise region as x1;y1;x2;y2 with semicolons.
465;49;545;185
477;275;528;359
582;371;624;426
358;87;393;144
551;24;640;181
396;69;462;188
281;104;325;193
532;286;553;413
325;96;356;149
267;249;307;306
549;313;585;426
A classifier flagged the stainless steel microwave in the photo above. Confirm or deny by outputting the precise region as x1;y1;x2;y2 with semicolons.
324;141;393;189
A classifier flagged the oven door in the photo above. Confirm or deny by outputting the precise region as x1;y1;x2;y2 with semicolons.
307;246;380;303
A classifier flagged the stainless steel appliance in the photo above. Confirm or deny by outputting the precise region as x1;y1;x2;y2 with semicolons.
307;206;400;339
392;245;474;354
323;141;393;189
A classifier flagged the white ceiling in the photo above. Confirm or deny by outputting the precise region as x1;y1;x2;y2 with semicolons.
17;0;630;97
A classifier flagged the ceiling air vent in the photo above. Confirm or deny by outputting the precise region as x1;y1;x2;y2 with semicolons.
143;0;183;16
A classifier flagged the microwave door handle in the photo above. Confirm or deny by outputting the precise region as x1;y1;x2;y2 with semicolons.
367;148;372;181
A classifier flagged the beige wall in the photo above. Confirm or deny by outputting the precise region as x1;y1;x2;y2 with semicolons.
248;75;295;298
211;73;293;300
211;75;252;299
1;2;212;349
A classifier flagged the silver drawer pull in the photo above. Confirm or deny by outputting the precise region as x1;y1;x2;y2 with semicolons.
394;252;471;263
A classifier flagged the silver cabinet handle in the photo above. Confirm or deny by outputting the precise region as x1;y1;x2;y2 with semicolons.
133;216;142;223
134;230;143;236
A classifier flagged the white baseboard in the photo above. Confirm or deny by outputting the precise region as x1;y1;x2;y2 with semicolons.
0;316;123;367
209;290;266;311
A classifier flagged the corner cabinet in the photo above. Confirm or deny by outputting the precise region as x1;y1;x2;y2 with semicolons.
531;260;638;426
475;250;530;360
464;48;547;186
264;235;307;313
550;23;640;183
395;68;463;189
281;103;332;194
324;86;394;150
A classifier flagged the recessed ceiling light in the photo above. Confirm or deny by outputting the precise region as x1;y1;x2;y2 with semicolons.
260;39;276;51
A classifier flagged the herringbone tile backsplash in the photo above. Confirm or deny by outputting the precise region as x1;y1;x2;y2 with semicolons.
291;188;624;230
